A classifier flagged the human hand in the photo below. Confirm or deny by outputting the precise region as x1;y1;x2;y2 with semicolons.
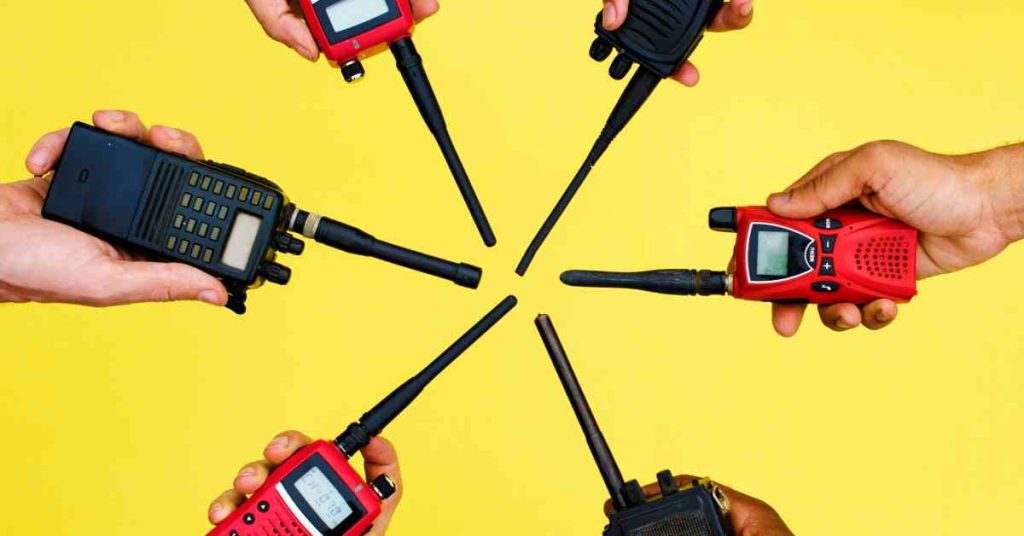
208;431;403;536
244;0;440;61
600;0;754;86
603;475;793;536
0;110;229;308
765;140;1024;336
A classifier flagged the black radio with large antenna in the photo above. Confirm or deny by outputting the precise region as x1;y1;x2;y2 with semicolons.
42;123;483;313
535;314;733;536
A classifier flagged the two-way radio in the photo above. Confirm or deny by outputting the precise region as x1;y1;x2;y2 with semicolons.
516;0;723;275
562;206;919;305
209;295;517;536
42;123;483;314
535;315;733;536
297;0;496;247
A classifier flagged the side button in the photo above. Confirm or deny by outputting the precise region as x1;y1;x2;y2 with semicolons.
821;234;837;254
815;218;842;230
812;281;839;293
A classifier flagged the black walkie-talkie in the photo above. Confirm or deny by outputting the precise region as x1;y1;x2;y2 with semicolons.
42;123;483;314
516;0;723;275
535;315;734;536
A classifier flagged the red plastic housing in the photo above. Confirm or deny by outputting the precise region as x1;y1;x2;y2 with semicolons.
208;440;381;536
299;0;415;65
731;206;918;305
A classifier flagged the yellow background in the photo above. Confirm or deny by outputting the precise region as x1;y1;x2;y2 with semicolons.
1;1;1023;534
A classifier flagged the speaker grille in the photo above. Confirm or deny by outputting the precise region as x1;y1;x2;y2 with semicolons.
628;512;714;536
133;159;185;245
855;236;912;280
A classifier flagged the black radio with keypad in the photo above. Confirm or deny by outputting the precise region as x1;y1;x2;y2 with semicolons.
43;123;483;314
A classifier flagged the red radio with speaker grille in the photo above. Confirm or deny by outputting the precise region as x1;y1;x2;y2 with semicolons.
561;206;919;305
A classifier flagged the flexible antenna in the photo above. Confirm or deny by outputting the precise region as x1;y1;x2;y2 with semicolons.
336;296;518;455
516;69;661;275
561;269;729;296
290;207;482;289
535;314;628;511
391;38;496;247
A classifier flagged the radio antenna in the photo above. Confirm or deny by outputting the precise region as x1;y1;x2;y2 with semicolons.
290;207;482;288
516;69;662;275
336;296;518;455
562;269;730;296
534;314;628;511
390;38;496;248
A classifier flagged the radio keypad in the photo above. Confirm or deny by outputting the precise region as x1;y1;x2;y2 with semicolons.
166;167;279;270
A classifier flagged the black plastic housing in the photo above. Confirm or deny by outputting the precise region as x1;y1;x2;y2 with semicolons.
605;480;732;536
593;0;724;78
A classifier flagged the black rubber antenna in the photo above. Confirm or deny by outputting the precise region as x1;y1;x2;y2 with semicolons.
561;269;729;296
391;38;496;247
535;314;628;511
516;70;661;275
336;296;518;455
290;206;482;289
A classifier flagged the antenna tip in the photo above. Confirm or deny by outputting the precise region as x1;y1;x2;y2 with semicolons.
455;263;483;289
560;270;598;286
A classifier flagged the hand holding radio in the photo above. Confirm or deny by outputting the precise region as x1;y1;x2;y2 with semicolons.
244;0;439;61
0;111;228;308
209;431;402;536
602;475;794;536
600;0;754;86
766;140;1024;336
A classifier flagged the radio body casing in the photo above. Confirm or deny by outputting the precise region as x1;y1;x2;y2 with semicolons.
42;122;291;303
605;479;732;536
299;0;415;65
207;440;381;536
730;206;918;304
593;0;723;78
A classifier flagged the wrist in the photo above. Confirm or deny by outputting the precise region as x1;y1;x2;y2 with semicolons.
978;144;1024;243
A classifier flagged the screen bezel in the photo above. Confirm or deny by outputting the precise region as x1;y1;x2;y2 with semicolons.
745;223;816;284
313;0;402;45
281;453;366;534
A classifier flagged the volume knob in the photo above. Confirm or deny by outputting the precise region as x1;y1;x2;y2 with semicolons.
261;262;292;285
370;475;397;500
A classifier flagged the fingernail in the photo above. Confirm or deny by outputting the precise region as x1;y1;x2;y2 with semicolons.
603;2;617;27
739;0;753;17
210;504;224;520
268;436;289;450
107;110;126;123
162;126;182;140
835;318;854;330
876;311;891;323
768;191;791;206
199;290;222;305
238;466;256;478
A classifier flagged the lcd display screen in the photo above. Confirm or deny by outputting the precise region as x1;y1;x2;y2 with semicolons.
756;231;790;276
325;0;390;33
221;212;262;270
294;466;354;529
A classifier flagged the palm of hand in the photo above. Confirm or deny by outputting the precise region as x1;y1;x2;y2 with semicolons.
0;177;135;305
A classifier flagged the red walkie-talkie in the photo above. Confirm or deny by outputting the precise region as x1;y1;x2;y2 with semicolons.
208;296;517;536
296;0;496;248
562;207;919;305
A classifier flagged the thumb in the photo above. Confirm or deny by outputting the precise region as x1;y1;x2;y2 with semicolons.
103;260;228;307
767;154;875;219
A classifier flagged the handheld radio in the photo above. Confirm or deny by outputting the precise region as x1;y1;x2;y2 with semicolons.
209;295;517;536
42;123;483;314
516;0;723;275
297;0;496;247
535;315;733;536
562;206;919;305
